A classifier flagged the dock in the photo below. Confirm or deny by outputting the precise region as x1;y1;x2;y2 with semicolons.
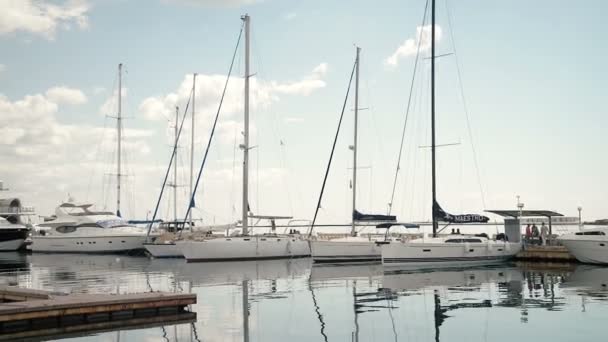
0;287;196;340
515;245;577;262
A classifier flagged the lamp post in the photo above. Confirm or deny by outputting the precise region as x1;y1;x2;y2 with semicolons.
578;206;583;229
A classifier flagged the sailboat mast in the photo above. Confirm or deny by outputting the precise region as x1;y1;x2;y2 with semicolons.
116;63;123;217
174;106;179;225
351;47;360;237
242;14;251;236
431;0;438;237
190;74;196;228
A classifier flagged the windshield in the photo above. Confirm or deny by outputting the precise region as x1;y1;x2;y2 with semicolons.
96;219;132;228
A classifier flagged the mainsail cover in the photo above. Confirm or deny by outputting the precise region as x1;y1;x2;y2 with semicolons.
353;210;396;222
433;201;489;224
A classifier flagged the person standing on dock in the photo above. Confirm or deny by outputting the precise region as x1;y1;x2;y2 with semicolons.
532;224;540;245
540;222;549;246
525;224;532;242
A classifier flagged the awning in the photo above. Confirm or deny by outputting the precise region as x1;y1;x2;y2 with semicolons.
485;210;564;218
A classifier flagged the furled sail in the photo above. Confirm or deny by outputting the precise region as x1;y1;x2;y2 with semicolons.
433;201;489;224
353;210;397;222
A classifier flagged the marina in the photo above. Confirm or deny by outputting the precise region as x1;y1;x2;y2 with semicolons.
1;0;607;340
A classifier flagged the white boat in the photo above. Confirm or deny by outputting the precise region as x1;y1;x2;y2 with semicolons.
0;197;34;251
310;236;382;263
179;15;311;262
309;48;398;263
179;233;310;262
558;227;608;264
32;203;153;253
381;0;521;269
382;234;521;269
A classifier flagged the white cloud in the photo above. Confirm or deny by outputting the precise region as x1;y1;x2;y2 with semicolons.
92;86;105;95
283;117;304;124
0;0;90;39
139;63;328;122
161;0;260;8
99;87;127;116
385;25;442;67
46;86;87;105
283;12;297;21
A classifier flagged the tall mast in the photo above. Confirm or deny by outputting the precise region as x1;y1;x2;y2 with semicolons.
242;14;251;236
174;106;179;225
351;46;360;237
431;0;438;237
190;74;196;228
116;63;123;217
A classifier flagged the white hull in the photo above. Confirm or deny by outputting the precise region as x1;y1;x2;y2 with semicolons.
0;239;25;251
559;238;608;264
382;240;521;270
179;236;310;262
310;238;381;263
144;242;183;258
31;235;148;253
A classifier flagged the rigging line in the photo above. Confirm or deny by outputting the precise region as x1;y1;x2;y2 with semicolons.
388;0;430;215
445;0;487;209
182;22;245;230
145;85;194;238
308;278;329;342
308;57;357;236
85;116;110;202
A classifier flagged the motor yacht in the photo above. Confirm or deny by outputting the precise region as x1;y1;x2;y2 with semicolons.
0;198;32;251
32;203;155;253
558;227;608;264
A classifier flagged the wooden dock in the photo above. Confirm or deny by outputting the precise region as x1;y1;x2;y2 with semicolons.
515;245;577;262
0;287;196;339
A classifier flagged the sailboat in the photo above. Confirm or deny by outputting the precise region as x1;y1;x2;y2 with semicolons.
178;14;310;262
144;80;197;259
309;47;411;263
381;0;521;269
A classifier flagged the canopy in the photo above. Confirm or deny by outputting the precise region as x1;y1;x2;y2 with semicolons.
376;222;419;229
485;210;563;218
433;201;489;224
353;210;396;222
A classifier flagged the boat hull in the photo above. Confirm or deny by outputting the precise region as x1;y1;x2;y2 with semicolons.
382;241;521;270
144;242;183;258
310;239;381;263
0;238;26;251
179;236;310;262
559;238;608;264
31;235;148;253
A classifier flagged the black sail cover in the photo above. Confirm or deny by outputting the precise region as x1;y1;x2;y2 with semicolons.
353;210;397;222
433;201;489;224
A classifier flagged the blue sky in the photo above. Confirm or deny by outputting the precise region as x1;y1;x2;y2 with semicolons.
1;0;606;224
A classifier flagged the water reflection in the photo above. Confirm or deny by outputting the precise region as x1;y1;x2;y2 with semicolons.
0;255;607;341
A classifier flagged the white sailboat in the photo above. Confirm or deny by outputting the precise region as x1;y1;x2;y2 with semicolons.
558;227;608;264
144;82;197;259
179;14;310;262
310;47;399;263
381;0;521;269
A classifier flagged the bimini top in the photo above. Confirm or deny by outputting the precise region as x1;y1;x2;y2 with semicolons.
376;222;419;229
485;210;564;218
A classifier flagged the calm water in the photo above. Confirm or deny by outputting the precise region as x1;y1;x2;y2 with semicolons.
0;253;606;342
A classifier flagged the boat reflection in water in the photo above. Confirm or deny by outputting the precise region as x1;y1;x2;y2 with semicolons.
1;252;608;341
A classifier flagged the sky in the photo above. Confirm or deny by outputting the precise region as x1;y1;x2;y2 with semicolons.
0;0;606;225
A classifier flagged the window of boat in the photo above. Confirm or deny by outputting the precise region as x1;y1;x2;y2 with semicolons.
56;226;77;234
96;219;131;228
575;231;606;235
445;238;483;243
